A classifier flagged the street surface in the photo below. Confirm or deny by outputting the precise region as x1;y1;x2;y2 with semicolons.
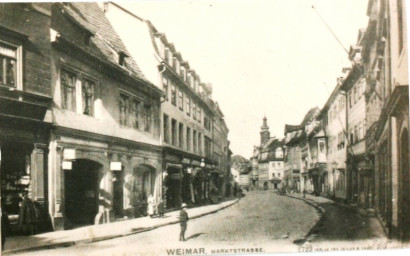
11;191;318;256
10;191;388;256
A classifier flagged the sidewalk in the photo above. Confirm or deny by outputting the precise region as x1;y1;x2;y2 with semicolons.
280;192;388;242
3;198;239;254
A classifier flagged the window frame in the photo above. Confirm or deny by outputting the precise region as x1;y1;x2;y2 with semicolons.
0;40;22;90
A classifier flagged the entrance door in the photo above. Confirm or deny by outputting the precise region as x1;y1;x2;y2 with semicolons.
113;169;124;218
64;159;100;228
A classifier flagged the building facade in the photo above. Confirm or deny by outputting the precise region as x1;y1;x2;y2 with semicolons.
1;3;53;233
102;2;230;208
48;3;163;230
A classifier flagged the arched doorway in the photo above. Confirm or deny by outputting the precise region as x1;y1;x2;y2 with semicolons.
399;129;409;241
64;159;103;228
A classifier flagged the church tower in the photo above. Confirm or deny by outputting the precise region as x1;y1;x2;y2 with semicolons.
260;116;270;146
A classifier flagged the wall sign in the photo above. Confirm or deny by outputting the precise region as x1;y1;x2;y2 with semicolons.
110;162;122;171
64;149;76;160
62;161;72;170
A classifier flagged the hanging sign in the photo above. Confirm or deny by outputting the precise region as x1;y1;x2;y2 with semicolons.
62;161;72;170
110;162;122;171
63;149;76;160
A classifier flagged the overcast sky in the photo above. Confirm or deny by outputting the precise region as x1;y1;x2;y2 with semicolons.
120;0;369;158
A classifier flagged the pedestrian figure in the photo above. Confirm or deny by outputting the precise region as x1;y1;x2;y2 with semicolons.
157;199;164;218
179;203;188;241
303;189;306;198
147;194;155;218
1;209;10;250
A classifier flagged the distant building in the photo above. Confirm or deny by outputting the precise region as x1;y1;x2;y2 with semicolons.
231;155;250;190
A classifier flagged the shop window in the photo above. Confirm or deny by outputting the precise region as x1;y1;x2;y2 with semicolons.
0;43;21;89
82;79;94;116
198;132;202;155
193;130;197;153
61;69;77;111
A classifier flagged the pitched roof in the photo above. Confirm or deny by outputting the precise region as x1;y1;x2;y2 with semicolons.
52;3;151;86
284;107;320;135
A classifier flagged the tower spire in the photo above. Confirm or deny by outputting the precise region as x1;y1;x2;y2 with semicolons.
260;116;270;146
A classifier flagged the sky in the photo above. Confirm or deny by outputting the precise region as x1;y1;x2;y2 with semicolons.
120;0;369;158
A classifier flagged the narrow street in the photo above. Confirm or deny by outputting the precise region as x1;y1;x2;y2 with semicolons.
11;191;319;256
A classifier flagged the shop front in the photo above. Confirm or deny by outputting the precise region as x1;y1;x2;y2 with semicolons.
0;88;52;235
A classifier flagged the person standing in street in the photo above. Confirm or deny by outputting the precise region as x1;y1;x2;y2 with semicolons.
157;199;164;218
179;203;188;241
147;194;155;218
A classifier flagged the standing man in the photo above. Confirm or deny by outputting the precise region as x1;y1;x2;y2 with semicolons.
179;203;188;241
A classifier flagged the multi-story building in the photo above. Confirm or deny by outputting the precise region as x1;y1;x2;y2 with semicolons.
1;3;53;233
48;3;163;230
301;119;327;195
284;108;319;193
320;78;348;201
362;0;409;241
102;2;229;208
341;33;369;205
210;102;230;197
1;2;164;233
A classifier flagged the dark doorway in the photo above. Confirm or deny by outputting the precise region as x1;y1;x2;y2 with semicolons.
64;159;101;228
113;168;124;218
400;129;409;241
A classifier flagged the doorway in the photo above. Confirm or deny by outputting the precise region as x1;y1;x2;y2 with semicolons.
64;159;101;228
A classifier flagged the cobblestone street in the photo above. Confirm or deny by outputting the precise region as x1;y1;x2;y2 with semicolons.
11;191;318;255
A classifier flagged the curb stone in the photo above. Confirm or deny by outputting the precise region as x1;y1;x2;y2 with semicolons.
3;199;240;255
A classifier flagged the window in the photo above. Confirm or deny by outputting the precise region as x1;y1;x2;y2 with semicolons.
179;123;184;148
272;163;275;168
82;79;94;116
278;173;281;177
0;43;19;88
178;90;184;110
272;173;275;177
119;94;129;126
205;136;211;157
164;48;170;63
193;130;197;153
204;116;211;130
162;77;169;101
163;114;169;143
198;132;202;155
180;66;186;80
171;119;177;146
186;96;191;116
131;100;140;129
61;70;77;111
275;148;283;158
144;104;152;132
197;107;201;123
192;102;197;120
278;162;281;167
171;83;176;105
186;127;191;151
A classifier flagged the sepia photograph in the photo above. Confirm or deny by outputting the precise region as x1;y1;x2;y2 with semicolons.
0;1;409;256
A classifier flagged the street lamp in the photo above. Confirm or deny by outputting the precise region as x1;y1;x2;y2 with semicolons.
200;158;205;168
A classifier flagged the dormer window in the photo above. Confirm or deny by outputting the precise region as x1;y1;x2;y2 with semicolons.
119;52;127;66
